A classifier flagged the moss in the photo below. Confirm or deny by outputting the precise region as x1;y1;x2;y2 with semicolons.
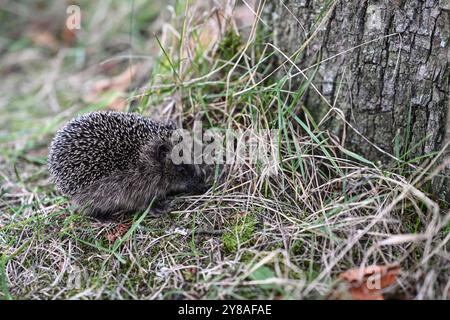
222;214;257;253
217;29;242;63
290;239;304;255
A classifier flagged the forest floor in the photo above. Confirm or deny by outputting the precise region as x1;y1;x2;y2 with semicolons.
0;0;449;300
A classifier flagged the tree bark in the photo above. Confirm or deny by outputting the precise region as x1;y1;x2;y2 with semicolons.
263;0;450;201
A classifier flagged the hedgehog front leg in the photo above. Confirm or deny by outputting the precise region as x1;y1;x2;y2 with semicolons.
88;207;119;221
147;198;173;217
72;185;129;221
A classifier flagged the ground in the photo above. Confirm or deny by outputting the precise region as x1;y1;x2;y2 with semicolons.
0;0;449;300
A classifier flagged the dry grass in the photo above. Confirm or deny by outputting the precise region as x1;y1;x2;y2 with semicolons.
0;0;449;300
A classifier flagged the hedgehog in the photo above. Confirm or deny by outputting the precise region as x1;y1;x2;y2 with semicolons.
48;111;206;220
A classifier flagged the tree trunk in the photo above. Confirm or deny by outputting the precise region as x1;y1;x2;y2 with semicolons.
263;0;450;201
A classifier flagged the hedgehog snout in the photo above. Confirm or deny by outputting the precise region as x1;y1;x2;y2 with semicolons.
180;165;207;194
190;168;210;193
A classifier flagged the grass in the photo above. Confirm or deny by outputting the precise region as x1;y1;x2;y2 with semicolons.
0;0;449;300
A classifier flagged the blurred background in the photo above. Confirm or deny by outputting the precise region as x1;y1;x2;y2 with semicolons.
1;0;164;157
0;0;253;171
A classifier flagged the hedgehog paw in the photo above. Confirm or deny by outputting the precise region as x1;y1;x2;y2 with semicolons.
149;199;173;217
87;208;119;221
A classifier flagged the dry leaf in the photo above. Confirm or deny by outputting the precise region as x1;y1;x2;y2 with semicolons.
190;3;254;53
190;11;223;53
25;29;59;50
106;96;128;111
234;1;257;29
84;64;140;104
106;223;131;243
62;26;77;47
330;264;401;300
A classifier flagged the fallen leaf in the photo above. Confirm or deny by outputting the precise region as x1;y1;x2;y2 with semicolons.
106;223;131;243
62;26;77;47
25;28;59;50
189;2;254;53
234;1;257;29
84;64;140;104
330;264;401;300
106;96;128;111
189;10;223;54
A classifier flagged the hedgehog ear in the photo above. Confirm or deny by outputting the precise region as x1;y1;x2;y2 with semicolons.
156;141;171;163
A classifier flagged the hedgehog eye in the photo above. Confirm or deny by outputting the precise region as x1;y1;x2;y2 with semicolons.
156;143;171;162
176;166;186;174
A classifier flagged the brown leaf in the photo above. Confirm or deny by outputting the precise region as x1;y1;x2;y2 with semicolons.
234;1;257;29
106;223;131;243
25;29;59;50
84;64;140;103
332;264;401;300
106;96;128;111
190;11;223;53
62;26;77;47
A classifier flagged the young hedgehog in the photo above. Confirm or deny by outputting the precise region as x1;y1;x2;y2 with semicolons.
48;111;206;220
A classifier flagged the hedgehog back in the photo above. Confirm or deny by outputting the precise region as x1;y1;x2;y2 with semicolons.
48;112;172;196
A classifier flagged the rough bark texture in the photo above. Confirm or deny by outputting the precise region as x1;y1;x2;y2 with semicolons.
264;0;450;201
